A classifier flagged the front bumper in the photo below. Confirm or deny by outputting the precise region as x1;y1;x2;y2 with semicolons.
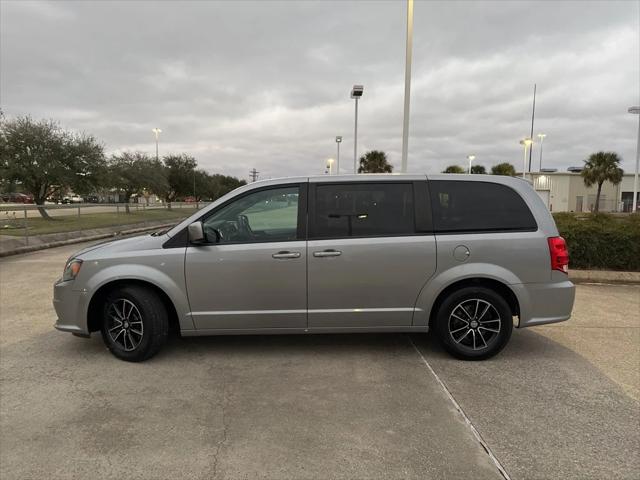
53;278;90;335
514;279;576;328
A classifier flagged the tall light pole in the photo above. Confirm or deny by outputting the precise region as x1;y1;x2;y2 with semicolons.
152;128;162;161
537;133;546;172
520;138;533;179
467;154;476;174
401;0;414;173
351;85;364;173
629;106;640;213
335;136;342;175
193;167;196;201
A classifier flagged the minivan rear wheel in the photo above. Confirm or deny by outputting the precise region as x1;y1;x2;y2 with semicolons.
435;286;512;360
100;285;168;362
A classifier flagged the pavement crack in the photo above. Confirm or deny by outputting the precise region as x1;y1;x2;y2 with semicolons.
210;369;230;480
407;335;512;480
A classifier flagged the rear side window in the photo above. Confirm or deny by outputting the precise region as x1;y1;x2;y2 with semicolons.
429;180;536;233
312;183;415;238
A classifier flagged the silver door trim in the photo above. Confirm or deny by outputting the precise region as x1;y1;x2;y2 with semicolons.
190;309;307;316
190;307;424;316
310;307;423;313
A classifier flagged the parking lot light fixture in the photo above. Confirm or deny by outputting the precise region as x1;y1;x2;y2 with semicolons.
351;85;364;173
152;128;162;161
467;155;476;174
335;136;342;175
520;138;533;179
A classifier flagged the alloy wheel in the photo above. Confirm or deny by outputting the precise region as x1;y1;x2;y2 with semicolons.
106;298;144;351
448;299;502;351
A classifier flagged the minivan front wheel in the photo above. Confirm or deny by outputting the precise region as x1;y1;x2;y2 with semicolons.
435;286;512;360
100;285;168;362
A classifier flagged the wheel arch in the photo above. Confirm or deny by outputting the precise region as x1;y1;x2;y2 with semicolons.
87;279;180;335
427;278;520;330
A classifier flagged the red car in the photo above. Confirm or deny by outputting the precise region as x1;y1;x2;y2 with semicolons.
0;193;34;203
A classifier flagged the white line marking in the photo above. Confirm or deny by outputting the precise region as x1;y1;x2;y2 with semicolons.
407;336;511;480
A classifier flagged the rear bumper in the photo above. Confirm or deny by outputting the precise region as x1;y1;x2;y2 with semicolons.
514;279;575;328
53;278;90;335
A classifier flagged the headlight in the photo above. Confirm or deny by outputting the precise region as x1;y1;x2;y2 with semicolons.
62;259;83;282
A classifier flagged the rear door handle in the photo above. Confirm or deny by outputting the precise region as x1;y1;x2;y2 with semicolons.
272;251;301;259
313;249;342;258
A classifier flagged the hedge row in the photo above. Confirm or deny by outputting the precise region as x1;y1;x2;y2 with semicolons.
553;213;640;271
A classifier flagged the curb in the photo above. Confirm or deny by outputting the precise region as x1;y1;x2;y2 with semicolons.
0;223;176;258
569;270;640;285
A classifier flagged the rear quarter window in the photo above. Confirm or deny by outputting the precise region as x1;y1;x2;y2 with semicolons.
429;180;537;233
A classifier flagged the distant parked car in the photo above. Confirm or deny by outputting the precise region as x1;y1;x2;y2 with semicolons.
85;195;100;203
1;192;34;203
62;195;84;204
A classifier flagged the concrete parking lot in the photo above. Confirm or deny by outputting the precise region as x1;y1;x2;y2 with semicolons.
1;242;638;479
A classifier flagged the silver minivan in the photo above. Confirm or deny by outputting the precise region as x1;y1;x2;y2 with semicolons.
53;174;575;362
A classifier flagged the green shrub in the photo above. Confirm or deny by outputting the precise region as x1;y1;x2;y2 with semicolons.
553;213;640;271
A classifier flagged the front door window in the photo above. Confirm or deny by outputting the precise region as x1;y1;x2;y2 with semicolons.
203;186;300;244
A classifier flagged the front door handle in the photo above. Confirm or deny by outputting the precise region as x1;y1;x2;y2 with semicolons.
313;249;342;258
272;251;301;259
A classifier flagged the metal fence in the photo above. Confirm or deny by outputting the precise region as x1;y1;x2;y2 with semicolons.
0;202;207;249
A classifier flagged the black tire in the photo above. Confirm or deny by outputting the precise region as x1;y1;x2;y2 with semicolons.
434;286;513;360
100;285;168;362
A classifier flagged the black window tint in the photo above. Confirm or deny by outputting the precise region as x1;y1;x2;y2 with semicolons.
313;183;415;238
429;181;536;232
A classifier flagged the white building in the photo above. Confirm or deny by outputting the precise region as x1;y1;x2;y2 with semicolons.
527;171;638;213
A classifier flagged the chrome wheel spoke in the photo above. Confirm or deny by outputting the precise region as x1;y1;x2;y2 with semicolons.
111;304;124;320
126;332;135;349
477;303;491;322
449;298;501;351
107;298;143;351
108;322;122;333
454;329;471;344
122;300;132;320
451;313;469;324
479;318;500;324
479;326;500;333
450;325;468;335
478;329;488;348
456;306;473;321
112;328;124;342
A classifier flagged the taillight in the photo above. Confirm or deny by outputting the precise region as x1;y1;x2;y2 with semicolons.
548;236;569;273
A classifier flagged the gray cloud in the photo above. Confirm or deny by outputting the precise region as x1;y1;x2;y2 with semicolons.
1;0;638;181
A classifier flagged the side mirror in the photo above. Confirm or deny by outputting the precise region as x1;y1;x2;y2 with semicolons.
188;221;205;243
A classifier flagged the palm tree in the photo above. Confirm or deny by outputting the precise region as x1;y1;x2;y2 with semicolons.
442;165;465;174
581;152;624;213
491;163;516;176
470;164;487;174
358;150;393;173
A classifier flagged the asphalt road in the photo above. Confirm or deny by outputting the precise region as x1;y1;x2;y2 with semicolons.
1;242;638;479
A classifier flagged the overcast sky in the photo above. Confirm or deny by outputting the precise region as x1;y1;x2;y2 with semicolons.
1;0;638;181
